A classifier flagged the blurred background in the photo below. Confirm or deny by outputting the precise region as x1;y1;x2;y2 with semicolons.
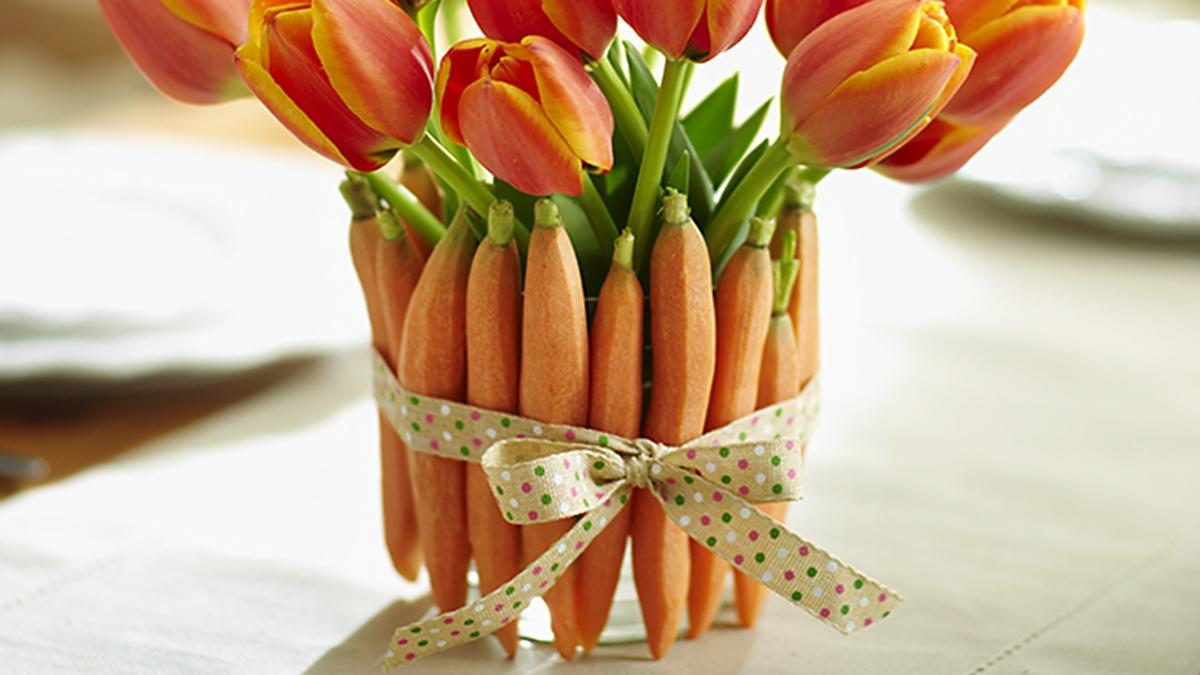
2;2;1199;672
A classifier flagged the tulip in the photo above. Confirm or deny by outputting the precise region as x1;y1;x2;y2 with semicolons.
235;0;435;171
99;0;251;104
875;117;1006;181
437;37;614;196
765;0;870;57
613;0;763;62
781;0;976;169
940;0;1085;127
467;0;617;61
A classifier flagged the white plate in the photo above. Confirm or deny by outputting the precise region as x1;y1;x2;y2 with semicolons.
0;132;368;381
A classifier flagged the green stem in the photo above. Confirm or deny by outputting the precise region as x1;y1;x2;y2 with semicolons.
415;1;441;56
357;171;446;247
577;173;619;257
589;57;648;155
706;137;796;263
408;134;530;249
627;58;690;269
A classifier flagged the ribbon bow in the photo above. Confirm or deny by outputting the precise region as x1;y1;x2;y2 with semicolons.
373;351;900;668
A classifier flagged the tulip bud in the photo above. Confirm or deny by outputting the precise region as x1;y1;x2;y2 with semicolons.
940;0;1085;127
99;0;252;104
437;37;614;196
875;117;1006;182
765;0;870;57
467;0;617;61
613;0;763;62
235;0;435;171
780;0;976;169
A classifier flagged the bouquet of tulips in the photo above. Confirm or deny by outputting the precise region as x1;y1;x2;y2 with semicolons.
101;0;1085;664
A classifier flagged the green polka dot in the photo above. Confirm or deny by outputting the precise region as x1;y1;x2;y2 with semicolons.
598;435;609;447
505;512;513;521
854;579;864;590
791;591;803;601
513;601;522;609
593;461;605;470
500;417;511;428
806;567;818;577
721;513;732;524
882;611;891;618
496;486;504;495
534;466;545;476
541;494;552;505
754;552;766;563
505;586;515;595
771;456;782;466
841;605;850;615
721;475;732;484
464;619;474;626
574;472;581;481
469;631;480;638
675;495;685;506
719;447;730;458
454;420;465;431
409;396;420;406
583;521;593;531
706;536;717;547
769;528;780;539
410;422;421;432
775;408;783;417
550;563;559;572
683;476;694;485
619;494;628;504
583;499;590;507
459;447;470;457
772;484;783;495
418;639;428;647
410;627;422;634
738;432;747;441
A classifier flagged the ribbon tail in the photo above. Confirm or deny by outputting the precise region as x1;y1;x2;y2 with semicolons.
651;465;902;634
383;484;634;669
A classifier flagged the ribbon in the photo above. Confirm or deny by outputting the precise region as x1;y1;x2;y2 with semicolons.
372;351;900;668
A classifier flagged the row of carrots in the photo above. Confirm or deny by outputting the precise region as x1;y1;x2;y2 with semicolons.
344;165;820;660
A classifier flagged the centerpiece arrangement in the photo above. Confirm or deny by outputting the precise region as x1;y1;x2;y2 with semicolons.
100;0;1085;666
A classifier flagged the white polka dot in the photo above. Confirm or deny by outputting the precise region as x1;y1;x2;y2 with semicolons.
679;515;691;527
557;544;567;554
522;583;532;592
650;464;662;475
436;640;447;648
442;431;452;441
812;587;824;598
762;424;774;435
761;571;773;583
826;561;839;573
482;619;492;627
474;604;485;612
501;470;512;481
553;474;564;485
486;428;497;439
859;597;869;607
725;531;737;543
533;425;543;435
845;622;855;633
777;547;788;558
755;473;766;485
509;498;519;508
704;463;716;473
693;492;703;503
429;627;440;635
754;444;766;456
401;405;408;416
440;404;450;416
599;516;608;527
740;507;752;519
559;503;569;514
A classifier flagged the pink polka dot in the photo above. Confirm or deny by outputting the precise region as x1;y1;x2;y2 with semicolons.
565;430;576;441
785;440;795;451
739;486;750;495
397;639;408;645
738;459;749;469
424;414;434;423
444;617;454;625
686;449;696;460
516;433;527;439
521;482;532;493
835;584;845;594
595;492;604;499
799;546;810;556
532;566;542;575
575;541;584;550
470;411;481;421
864;618;873;627
472;438;482;447
430;440;439;450
501;616;510;625
528;510;539;521
712;492;723;502
700;515;711;526
784;570;795;581
405;652;416;661
539;581;548;588
819;608;830;618
495;604;504;612
667;478;676;485
570;487;578;497
787;469;797;479
787;416;795;426
749;530;759;541
751;416;759;425
451;630;461;636
563;459;571;469
604;499;611;507
734;554;744;565
878;593;888;603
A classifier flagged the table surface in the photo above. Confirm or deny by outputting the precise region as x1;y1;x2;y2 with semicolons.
3;4;1200;675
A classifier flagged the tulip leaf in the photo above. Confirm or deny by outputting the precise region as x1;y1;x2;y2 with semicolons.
682;74;738;164
704;98;772;189
623;40;658;124
667;151;690;195
717;138;769;215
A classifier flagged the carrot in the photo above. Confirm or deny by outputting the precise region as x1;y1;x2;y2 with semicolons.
398;209;476;611
687;216;776;638
519;199;590;660
398;154;443;259
372;208;428;581
465;201;524;657
634;189;716;659
735;230;803;627
577;230;643;653
771;181;820;388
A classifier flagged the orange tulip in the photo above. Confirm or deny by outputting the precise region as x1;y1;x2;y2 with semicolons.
437;37;614;196
235;0;435;171
99;0;251;104
765;0;869;57
940;0;1085;127
875;116;1006;181
781;0;976;168
467;0;617;61
613;0;763;62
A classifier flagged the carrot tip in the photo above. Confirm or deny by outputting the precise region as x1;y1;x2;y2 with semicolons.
487;199;515;246
748;217;776;248
612;228;635;269
339;174;377;220
662;189;689;226
534;198;561;228
784;178;816;211
376;209;405;241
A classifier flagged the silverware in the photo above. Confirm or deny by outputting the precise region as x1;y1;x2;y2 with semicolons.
0;453;49;481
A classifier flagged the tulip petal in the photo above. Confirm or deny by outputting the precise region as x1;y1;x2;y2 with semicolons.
782;0;925;124
871;42;976;165
459;79;582;195
543;0;618;60
437;39;494;145
161;0;252;45
944;5;1084;126
791;48;961;167
700;0;764;61
524;37;614;172
876;117;1007;181
99;0;243;104
944;0;1021;37
613;0;705;59
311;0;434;145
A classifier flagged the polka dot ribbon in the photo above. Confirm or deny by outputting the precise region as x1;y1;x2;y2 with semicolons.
373;351;901;668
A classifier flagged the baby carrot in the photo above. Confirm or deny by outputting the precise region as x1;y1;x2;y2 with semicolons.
465;202;524;657
398;209;476;611
398;154;443;259
635;190;716;659
771;181;820;388
735;230;802;627
519;199;590;660
577;230;643;653
687;216;776;638
374;208;428;581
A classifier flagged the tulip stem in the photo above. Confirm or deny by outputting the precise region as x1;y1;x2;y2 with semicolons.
590;57;648;155
409;134;531;249
627;57;690;269
578;173;619;257
357;170;446;248
705;137;797;265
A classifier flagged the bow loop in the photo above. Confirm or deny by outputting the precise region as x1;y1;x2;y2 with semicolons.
482;439;626;525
